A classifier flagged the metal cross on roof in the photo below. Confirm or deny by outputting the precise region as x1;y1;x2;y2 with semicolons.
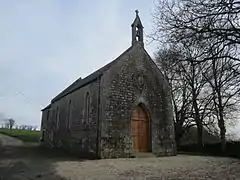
135;9;139;15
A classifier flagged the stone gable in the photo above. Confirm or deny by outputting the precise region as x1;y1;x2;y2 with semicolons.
40;11;176;159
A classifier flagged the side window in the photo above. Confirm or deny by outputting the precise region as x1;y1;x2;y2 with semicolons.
50;109;53;122
50;109;55;129
56;107;60;129
67;100;72;129
85;92;90;124
46;110;50;121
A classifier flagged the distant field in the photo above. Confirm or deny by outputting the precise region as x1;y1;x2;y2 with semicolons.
0;128;41;142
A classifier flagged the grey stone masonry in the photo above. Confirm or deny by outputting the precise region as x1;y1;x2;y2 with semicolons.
40;10;176;159
99;43;176;158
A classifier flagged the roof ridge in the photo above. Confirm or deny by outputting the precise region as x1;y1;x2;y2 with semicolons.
50;44;137;103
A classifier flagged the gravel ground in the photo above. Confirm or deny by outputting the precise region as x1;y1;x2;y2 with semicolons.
54;156;240;180
0;134;240;180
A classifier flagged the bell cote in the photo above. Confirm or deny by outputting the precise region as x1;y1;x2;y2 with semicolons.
131;10;144;47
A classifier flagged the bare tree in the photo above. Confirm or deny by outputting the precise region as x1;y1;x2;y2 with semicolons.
0;115;16;130
4;120;10;129
203;44;240;150
33;126;38;131
8;119;15;130
180;46;213;148
155;46;212;148
151;0;240;63
155;47;193;147
19;124;28;130
27;125;34;131
151;0;240;151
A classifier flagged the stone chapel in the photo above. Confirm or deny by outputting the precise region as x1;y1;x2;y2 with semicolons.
40;10;176;158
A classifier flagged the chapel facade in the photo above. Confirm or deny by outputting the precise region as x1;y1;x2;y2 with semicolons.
40;10;176;158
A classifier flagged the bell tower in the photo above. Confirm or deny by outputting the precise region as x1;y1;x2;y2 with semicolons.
131;10;144;47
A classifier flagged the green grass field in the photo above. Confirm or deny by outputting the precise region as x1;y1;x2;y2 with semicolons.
0;128;41;142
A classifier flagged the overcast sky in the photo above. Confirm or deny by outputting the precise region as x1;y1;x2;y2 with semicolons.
0;1;156;127
0;1;239;138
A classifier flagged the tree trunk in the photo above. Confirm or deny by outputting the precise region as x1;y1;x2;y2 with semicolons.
213;56;226;152
196;120;203;150
175;134;181;149
218;105;226;152
193;96;203;149
174;122;180;148
190;60;203;149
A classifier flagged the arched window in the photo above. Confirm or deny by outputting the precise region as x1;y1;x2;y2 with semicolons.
56;107;60;129
85;92;90;124
66;100;72;129
46;110;50;121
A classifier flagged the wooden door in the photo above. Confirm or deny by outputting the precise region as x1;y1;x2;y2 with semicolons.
131;105;149;152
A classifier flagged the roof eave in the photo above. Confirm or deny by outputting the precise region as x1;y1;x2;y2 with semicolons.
41;104;51;111
51;75;102;103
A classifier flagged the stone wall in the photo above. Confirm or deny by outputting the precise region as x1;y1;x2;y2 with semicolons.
40;42;176;159
41;79;100;158
100;43;176;158
40;108;49;143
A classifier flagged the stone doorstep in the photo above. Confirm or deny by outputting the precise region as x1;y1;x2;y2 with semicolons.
131;152;156;158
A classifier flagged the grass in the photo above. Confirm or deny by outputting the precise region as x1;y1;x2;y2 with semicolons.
0;128;41;142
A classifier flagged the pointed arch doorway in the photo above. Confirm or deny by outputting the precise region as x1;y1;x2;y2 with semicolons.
131;104;150;152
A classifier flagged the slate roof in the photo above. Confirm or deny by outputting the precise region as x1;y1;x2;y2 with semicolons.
41;104;51;111
50;45;135;104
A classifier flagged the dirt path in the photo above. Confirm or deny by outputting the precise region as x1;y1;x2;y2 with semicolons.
0;134;23;146
0;134;240;179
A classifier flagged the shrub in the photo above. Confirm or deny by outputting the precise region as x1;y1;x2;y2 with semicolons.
179;141;240;159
